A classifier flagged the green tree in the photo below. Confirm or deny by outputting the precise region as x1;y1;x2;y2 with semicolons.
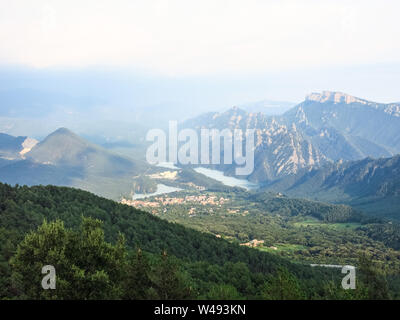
261;267;305;300
204;284;242;300
11;217;126;299
358;255;391;300
322;279;369;300
123;248;153;299
152;251;193;300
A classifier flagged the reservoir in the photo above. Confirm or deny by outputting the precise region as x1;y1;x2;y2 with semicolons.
194;167;259;190
132;184;182;200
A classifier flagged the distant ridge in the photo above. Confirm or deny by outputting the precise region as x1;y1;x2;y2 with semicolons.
183;91;400;190
303;91;400;117
305;91;371;105
264;154;400;219
27;127;96;166
0;128;152;199
283;91;400;161
182;107;326;182
0;132;38;160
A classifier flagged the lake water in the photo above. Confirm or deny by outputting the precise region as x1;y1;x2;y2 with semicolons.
132;184;182;200
194;167;259;190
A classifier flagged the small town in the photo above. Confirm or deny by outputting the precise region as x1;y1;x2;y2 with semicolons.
121;194;230;211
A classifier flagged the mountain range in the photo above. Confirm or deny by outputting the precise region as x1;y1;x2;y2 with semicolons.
263;155;400;218
183;91;400;179
0;128;152;199
182;106;326;181
1;91;399;218
282;91;400;160
181;91;400;217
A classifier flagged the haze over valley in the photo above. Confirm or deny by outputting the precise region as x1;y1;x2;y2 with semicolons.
1;0;400;301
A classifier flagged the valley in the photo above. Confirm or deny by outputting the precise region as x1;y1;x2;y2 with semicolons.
120;188;400;272
1;91;400;300
1;182;399;300
1;1;400;303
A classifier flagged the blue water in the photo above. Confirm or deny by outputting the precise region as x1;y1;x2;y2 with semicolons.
194;167;259;190
132;184;182;200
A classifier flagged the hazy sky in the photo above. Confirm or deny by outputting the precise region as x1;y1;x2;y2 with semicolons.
1;0;399;74
0;0;400;102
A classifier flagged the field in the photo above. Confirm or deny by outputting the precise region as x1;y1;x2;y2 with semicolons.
293;219;362;230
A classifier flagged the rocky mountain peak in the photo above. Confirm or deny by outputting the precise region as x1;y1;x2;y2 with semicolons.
305;91;369;105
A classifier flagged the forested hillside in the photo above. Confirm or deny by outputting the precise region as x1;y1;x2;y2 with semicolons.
263;155;400;219
0;183;395;299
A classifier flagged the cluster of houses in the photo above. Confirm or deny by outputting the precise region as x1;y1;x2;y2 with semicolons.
121;195;230;215
240;239;265;248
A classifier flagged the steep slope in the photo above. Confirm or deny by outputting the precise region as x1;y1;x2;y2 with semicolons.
0;132;38;160
0;128;151;199
264;155;400;219
181;92;400;183
0;182;336;300
182;107;326;182
26;128;140;176
282;91;400;160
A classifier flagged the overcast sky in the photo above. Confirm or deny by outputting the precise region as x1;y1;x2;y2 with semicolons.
0;0;399;102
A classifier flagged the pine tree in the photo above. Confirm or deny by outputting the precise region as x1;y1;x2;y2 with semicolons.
10;218;127;299
261;267;305;300
358;255;391;300
123;248;153;299
153;250;193;300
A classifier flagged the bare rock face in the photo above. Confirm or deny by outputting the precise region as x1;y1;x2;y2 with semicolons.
19;137;38;158
182;91;400;184
0;133;37;160
284;91;400;161
305;91;400;116
306;91;371;105
182;107;327;182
